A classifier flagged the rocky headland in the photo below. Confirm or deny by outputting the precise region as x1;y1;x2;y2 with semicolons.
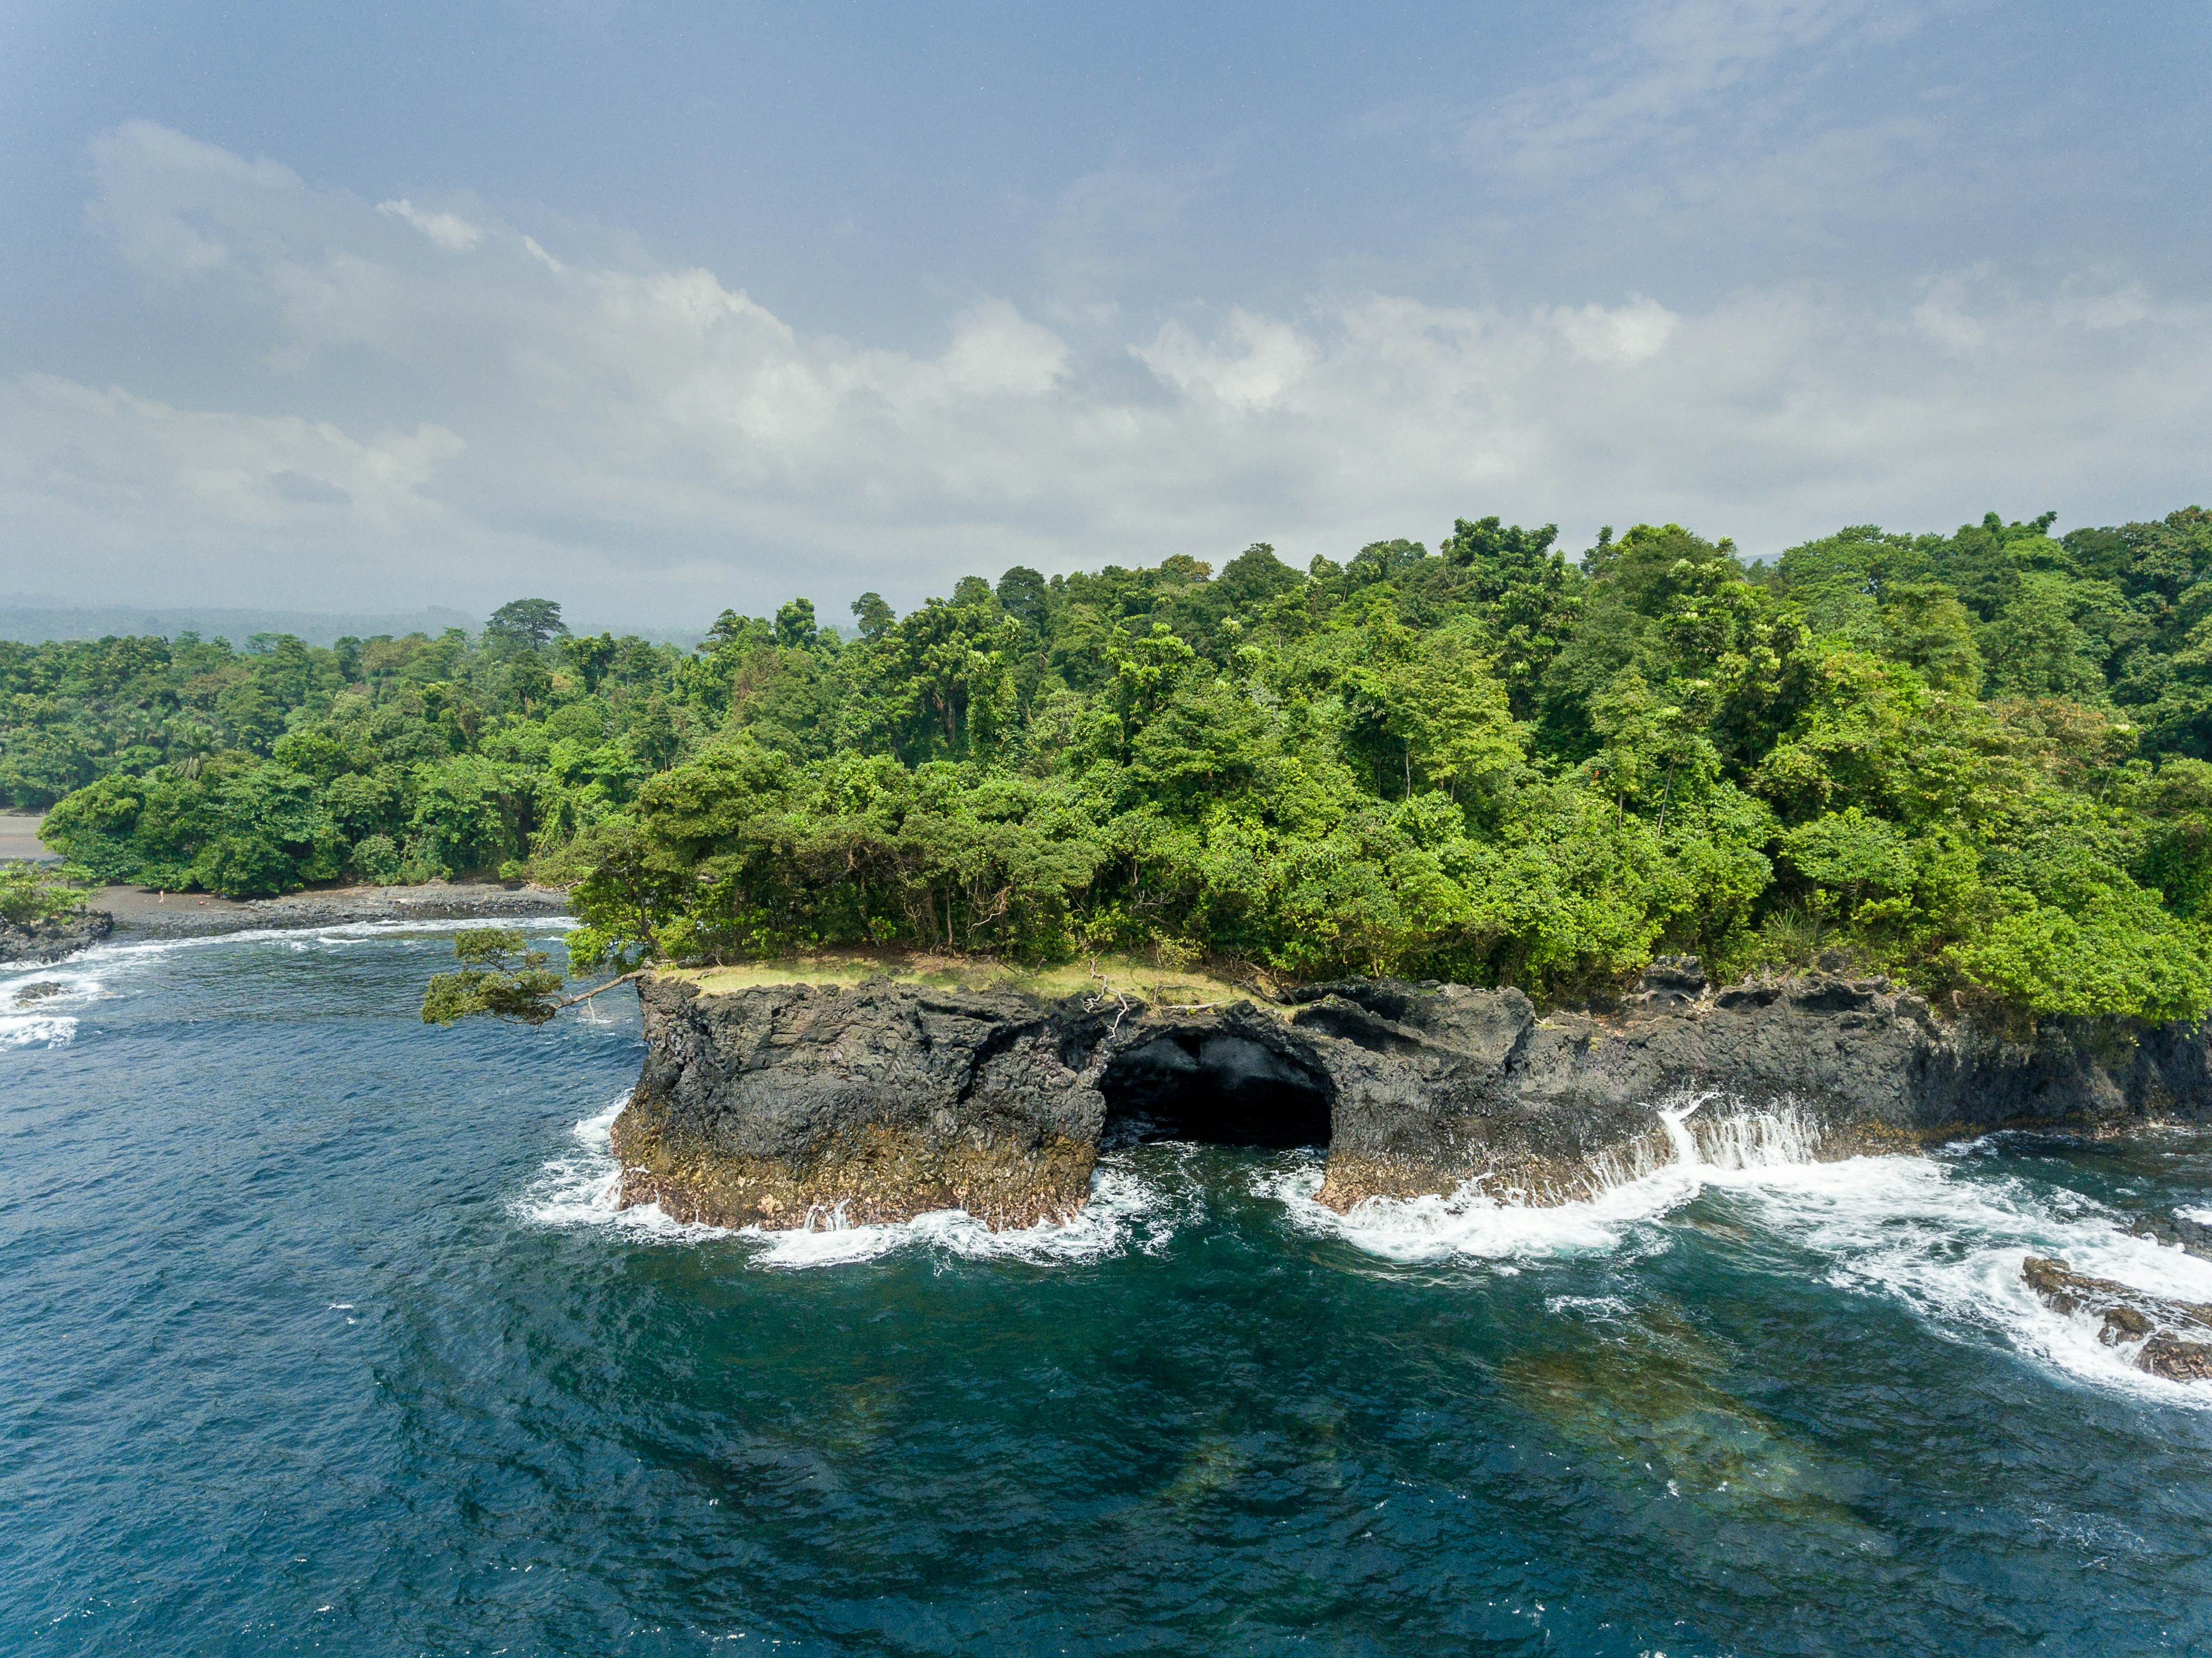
0;910;114;968
610;957;2212;1232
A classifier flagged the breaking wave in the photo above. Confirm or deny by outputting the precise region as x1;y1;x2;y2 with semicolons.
1718;1150;2212;1400
0;968;103;1050
1258;1093;1821;1264
1258;1090;2212;1396
72;916;575;970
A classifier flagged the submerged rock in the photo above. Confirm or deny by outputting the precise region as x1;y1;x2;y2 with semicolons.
2126;1211;2212;1260
0;910;111;967
2020;1256;2212;1381
611;961;2212;1232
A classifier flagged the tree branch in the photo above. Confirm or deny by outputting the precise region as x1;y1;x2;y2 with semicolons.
555;969;646;1010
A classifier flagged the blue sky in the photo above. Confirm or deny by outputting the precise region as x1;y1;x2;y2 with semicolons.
3;0;2207;628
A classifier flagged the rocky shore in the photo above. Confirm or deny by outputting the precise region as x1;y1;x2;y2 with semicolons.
610;957;2212;1234
0;910;114;968
0;880;569;966
92;881;570;941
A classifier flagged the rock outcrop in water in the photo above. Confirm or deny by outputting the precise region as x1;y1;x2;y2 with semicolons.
0;910;112;967
2021;1256;2212;1381
611;959;2212;1232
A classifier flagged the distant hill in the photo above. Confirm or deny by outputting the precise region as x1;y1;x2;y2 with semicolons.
0;605;483;646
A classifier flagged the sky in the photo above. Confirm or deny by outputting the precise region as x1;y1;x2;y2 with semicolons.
2;0;2208;631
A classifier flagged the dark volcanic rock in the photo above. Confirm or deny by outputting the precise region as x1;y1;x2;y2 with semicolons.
2021;1256;2212;1381
2127;1211;2212;1260
612;960;2212;1231
0;910;112;966
13;981;68;1003
1293;964;2212;1207
615;977;1114;1229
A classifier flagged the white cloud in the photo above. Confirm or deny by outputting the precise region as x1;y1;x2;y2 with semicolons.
8;121;2211;622
1134;310;1318;410
376;198;483;252
1467;0;1962;244
1;375;463;528
1550;296;1681;366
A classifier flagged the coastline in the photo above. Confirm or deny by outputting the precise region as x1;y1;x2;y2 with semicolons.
90;879;571;940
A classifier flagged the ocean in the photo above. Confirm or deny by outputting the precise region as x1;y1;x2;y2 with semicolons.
8;925;2212;1655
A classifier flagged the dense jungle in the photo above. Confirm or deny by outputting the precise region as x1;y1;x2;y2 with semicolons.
17;506;2212;1018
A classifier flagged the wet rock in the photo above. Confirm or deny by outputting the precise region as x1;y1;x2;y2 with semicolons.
0;910;112;966
616;963;2212;1231
13;981;67;1003
2021;1255;2212;1381
2126;1211;2212;1260
614;977;1115;1230
2139;1334;2212;1382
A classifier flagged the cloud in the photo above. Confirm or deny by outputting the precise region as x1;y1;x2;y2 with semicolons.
1482;0;1910;183
7;121;2211;622
376;198;483;252
1463;0;1966;252
1550;297;1681;366
1134;310;1318;410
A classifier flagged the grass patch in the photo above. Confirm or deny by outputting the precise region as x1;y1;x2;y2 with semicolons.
664;949;1273;1010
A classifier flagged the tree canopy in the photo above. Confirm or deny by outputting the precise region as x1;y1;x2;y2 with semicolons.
21;504;2212;1021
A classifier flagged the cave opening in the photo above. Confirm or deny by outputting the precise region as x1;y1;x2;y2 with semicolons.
1098;1032;1334;1149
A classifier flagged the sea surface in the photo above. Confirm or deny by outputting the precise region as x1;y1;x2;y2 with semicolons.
9;929;2212;1655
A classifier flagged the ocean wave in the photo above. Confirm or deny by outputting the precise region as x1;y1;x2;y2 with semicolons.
1257;1096;1818;1265
1717;1151;2212;1402
0;1012;76;1049
3;969;102;1005
1258;1087;2212;1396
0;969;103;1050
514;1097;1192;1267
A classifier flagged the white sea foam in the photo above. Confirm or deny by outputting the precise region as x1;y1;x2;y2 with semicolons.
67;915;576;971
740;1160;1185;1268
0;1012;76;1049
514;1096;1191;1267
1258;1094;1820;1264
0;968;103;1050
1715;1152;2212;1401
2;969;102;1005
1258;1087;2212;1396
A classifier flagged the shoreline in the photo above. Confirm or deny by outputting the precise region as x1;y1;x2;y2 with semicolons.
90;879;571;939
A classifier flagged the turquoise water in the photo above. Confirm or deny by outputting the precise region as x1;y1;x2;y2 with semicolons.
10;929;2212;1656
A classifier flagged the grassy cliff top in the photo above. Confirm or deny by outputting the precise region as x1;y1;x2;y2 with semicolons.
660;950;1270;1010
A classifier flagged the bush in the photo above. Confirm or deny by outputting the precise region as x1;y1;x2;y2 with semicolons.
349;833;403;886
0;865;85;927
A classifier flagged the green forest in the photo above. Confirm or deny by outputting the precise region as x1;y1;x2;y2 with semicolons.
18;505;2212;1019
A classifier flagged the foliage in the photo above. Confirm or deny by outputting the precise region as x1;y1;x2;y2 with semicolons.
27;501;2212;1021
419;928;566;1025
0;863;88;927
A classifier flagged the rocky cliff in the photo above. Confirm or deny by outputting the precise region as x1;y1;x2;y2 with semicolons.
610;959;2212;1231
